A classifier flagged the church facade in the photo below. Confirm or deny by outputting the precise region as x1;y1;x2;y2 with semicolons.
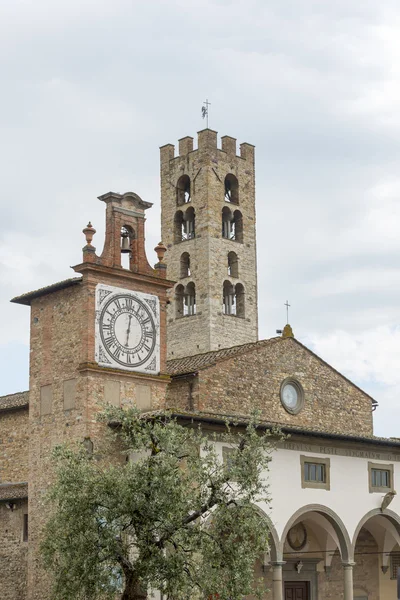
1;129;400;600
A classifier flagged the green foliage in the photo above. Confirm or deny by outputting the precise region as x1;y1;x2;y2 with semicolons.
41;407;277;600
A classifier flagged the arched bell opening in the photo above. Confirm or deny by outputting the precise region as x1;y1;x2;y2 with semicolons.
227;251;239;278
120;225;135;270
224;173;239;205
176;175;191;206
180;252;191;278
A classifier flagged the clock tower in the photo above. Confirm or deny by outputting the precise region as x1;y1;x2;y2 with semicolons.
12;191;173;600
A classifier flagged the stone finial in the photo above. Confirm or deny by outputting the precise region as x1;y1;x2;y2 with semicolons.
282;324;294;338
154;241;167;263
83;222;96;247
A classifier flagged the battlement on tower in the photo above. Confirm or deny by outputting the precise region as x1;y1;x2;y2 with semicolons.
160;128;258;360
159;129;255;163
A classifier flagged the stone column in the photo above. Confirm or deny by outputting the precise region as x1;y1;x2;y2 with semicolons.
271;561;285;600
343;562;355;600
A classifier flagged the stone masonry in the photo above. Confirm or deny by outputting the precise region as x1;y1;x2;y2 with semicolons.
160;130;258;359
166;337;374;437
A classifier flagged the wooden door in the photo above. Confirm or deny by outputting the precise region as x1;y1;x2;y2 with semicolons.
284;581;309;600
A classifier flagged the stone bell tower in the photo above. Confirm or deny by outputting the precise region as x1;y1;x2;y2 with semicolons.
160;129;258;360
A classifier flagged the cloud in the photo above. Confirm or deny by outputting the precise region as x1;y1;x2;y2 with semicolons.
1;0;400;437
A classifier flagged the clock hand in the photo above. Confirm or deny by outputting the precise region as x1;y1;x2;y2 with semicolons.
125;315;132;347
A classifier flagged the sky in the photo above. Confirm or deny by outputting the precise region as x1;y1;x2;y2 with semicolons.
1;0;400;437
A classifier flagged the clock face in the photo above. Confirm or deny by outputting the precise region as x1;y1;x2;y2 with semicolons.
95;284;160;374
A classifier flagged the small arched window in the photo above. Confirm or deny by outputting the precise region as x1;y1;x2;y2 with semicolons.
235;283;245;318
174;211;184;244
233;210;243;243
223;281;245;317
175;284;185;318
223;280;235;315
227;251;238;278
183;207;195;240
224;174;239;204
184;282;196;316
180;252;191;278
177;175;191;206
222;208;243;242
222;207;233;239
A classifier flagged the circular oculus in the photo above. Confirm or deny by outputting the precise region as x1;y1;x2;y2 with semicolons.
280;379;304;414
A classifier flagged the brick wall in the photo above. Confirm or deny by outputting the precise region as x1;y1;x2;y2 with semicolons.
26;266;171;599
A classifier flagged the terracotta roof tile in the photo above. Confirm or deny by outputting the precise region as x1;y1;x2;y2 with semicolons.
0;482;28;501
167;338;280;375
172;410;400;448
11;277;82;306
0;391;29;412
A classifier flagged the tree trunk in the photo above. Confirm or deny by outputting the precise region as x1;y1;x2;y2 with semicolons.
121;576;147;600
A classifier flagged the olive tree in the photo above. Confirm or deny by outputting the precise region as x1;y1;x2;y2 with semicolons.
41;406;276;600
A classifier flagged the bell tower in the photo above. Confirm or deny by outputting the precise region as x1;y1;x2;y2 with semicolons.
160;129;258;359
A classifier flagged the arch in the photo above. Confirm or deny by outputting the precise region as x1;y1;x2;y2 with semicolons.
174;210;184;244
351;508;400;555
253;506;280;562
183;206;195;240
235;283;245;318
202;504;280;562
175;284;184;318
120;224;136;269
227;251;238;278
233;209;243;243
281;504;352;562
176;175;191;206
222;206;233;239
180;252;190;278
224;173;239;204
184;282;196;316
223;280;235;315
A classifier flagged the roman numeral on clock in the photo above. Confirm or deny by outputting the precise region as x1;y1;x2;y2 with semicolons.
104;336;114;348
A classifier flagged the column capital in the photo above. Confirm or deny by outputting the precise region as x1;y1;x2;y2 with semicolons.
270;561;286;567
342;562;356;569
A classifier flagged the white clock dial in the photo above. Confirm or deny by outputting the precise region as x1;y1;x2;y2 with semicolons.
100;294;156;367
95;284;160;374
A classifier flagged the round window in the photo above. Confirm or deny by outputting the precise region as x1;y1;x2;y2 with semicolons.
280;378;304;414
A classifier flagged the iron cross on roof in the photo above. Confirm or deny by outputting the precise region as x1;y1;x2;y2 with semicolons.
202;98;211;128
285;300;291;324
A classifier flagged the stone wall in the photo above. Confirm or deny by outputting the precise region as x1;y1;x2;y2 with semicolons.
161;130;258;359
0;406;29;483
0;499;28;600
319;529;379;599
167;337;373;436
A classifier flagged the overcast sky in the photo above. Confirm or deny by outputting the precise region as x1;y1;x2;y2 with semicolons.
1;0;400;437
